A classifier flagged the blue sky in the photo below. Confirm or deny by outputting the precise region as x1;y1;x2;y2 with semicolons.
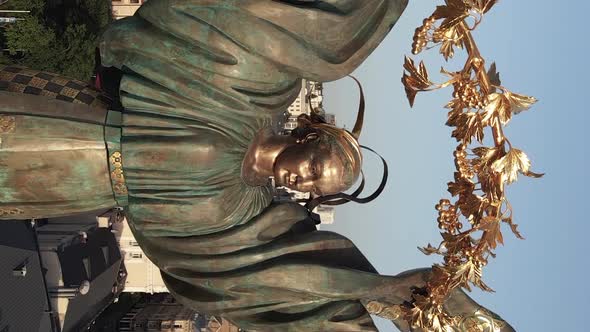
323;1;589;331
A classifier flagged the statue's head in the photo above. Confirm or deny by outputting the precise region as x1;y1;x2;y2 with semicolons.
273;76;387;211
273;115;362;195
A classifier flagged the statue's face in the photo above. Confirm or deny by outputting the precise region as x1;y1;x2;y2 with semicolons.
273;139;350;195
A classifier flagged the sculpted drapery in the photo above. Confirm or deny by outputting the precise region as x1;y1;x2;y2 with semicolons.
98;1;410;330
0;0;516;331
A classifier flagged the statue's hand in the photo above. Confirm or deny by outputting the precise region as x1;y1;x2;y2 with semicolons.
443;288;516;332
362;268;516;332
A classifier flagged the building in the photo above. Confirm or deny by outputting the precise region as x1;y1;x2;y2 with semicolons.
194;314;243;332
118;294;195;332
38;212;127;332
0;211;126;332
111;215;168;294
308;80;324;114
111;0;146;20
0;221;57;331
92;293;243;332
286;79;311;117
314;205;335;224
324;113;336;125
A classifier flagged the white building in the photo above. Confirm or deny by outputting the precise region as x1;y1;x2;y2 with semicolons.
308;81;324;114
111;215;168;294
287;79;311;116
111;0;145;20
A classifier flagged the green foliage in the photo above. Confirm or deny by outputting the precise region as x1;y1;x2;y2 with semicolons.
3;16;58;69
0;0;113;81
1;0;45;16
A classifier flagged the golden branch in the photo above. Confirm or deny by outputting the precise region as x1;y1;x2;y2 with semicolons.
401;1;542;331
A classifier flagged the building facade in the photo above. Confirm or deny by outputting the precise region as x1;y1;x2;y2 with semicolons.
111;215;168;294
111;0;146;20
0;211;126;332
119;294;195;332
39;211;127;331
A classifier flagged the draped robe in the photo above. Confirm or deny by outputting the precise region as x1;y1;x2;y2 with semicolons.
2;0;411;330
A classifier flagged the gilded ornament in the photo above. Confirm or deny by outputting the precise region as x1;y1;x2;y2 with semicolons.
109;151;128;195
380;305;402;320
365;301;402;320
457;309;505;332
113;183;128;195
365;301;384;315
0;116;16;133
401;0;542;330
0;207;24;216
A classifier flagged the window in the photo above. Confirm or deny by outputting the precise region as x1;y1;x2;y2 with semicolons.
130;0;140;3
130;252;143;259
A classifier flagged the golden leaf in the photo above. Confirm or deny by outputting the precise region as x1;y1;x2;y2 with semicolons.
402;56;433;107
430;265;452;287
472;146;498;159
457;193;485;220
445;100;465;117
491;148;530;184
451;258;492;292
502;216;525;240
524;170;545;178
505;91;538;115
440;67;457;77
478;216;503;249
466;0;498;13
483;93;511;125
420;243;443;255
451;112;484;144
451;260;481;290
433;0;469;31
471;273;494;292
442;232;473;255
478;169;503;200
447;177;475;196
438;27;463;61
487;62;501;87
472;146;500;171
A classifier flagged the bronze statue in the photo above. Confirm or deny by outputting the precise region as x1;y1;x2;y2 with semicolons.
0;0;517;330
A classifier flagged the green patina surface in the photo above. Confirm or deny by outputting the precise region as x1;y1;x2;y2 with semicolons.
0;2;515;331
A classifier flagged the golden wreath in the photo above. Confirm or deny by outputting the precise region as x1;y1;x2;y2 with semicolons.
401;1;542;331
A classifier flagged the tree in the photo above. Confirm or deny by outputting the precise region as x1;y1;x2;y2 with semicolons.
0;0;45;16
3;16;59;70
0;0;113;81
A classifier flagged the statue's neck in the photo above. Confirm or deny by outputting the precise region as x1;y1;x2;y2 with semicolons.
241;128;296;186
